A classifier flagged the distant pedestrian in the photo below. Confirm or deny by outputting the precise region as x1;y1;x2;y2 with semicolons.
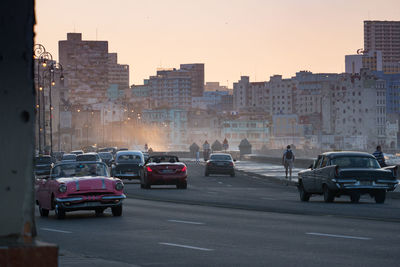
373;145;386;167
282;145;295;185
196;151;200;164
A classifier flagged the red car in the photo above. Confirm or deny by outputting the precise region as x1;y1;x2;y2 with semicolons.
141;155;187;189
35;161;126;219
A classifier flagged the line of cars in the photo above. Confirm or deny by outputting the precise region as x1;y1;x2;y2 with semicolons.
35;149;187;219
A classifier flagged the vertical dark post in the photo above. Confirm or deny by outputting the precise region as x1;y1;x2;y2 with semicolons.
0;1;58;265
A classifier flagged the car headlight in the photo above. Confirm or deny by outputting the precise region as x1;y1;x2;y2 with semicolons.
115;182;124;191
58;184;67;193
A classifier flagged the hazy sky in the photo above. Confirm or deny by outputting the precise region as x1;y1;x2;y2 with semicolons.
36;0;400;86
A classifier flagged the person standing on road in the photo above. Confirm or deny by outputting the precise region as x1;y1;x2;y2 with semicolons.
373;145;386;167
195;151;200;164
282;145;295;185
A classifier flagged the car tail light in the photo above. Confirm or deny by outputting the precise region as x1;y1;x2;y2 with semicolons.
146;166;153;172
229;162;234;166
180;166;187;172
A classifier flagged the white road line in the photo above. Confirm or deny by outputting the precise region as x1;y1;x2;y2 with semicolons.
159;242;214;251
218;182;223;184
306;232;371;240
168;220;205;225
227;184;232;187
40;227;72;234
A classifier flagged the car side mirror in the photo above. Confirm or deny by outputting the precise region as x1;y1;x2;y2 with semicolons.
308;164;313;169
233;159;236;162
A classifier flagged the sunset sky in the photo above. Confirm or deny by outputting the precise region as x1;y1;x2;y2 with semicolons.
36;0;400;86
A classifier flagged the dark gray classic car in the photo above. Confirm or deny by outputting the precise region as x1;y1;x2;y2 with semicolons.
111;150;144;180
297;152;398;203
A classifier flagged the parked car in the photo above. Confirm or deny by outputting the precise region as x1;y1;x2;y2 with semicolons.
297;151;398;204
70;150;84;155
141;155;187;189
34;155;56;176
111;151;144;180
61;153;77;163
99;152;114;166
52;151;65;162
205;153;236;177
76;152;102;162
98;147;117;155
35;161;125;219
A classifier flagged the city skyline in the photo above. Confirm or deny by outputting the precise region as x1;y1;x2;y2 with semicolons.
36;0;400;86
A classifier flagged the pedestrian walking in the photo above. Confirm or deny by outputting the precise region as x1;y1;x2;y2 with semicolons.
282;145;295;185
196;151;200;164
373;145;386;167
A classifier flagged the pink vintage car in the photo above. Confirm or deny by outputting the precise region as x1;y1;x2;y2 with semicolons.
35;161;126;219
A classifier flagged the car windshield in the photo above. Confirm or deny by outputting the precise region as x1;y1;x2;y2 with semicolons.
147;156;179;163
35;157;52;164
51;163;109;178
62;154;76;160
77;155;98;161
117;154;142;163
331;156;381;169
210;155;232;161
99;152;112;159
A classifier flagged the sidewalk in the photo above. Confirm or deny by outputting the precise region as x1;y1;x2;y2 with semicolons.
234;160;300;185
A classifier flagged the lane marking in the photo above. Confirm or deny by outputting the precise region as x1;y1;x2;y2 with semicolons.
306;232;371;240
159;242;214;251
168;219;205;225
218;182;223;184
227;184;232;187
40;227;72;234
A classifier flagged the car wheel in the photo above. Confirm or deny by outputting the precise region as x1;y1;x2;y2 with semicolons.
112;205;123;216
298;182;310;202
95;208;104;216
323;185;335;203
375;190;386;204
55;204;66;219
230;171;235;177
38;205;49;217
350;192;361;203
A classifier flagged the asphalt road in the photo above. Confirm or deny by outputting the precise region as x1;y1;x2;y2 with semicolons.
36;162;400;266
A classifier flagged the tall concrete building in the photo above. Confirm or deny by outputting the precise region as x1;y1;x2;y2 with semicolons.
180;63;204;97
364;20;400;73
108;53;129;90
59;33;109;105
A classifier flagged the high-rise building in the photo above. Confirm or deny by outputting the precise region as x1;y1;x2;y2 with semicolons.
59;33;109;105
148;69;192;109
180;63;204;97
108;53;129;90
364;20;400;73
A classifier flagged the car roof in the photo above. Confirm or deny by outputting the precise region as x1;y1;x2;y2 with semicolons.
210;153;232;157
78;152;99;155
53;161;108;167
62;153;76;157
321;151;375;158
116;150;143;156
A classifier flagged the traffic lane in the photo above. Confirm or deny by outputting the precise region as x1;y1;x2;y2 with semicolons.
123;162;400;221
36;198;400;267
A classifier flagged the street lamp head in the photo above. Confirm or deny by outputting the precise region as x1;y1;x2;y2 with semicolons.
51;80;56;86
39;86;43;91
42;61;47;68
60;74;64;81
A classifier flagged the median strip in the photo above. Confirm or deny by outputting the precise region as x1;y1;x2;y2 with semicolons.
306;232;371;240
159;242;214;251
